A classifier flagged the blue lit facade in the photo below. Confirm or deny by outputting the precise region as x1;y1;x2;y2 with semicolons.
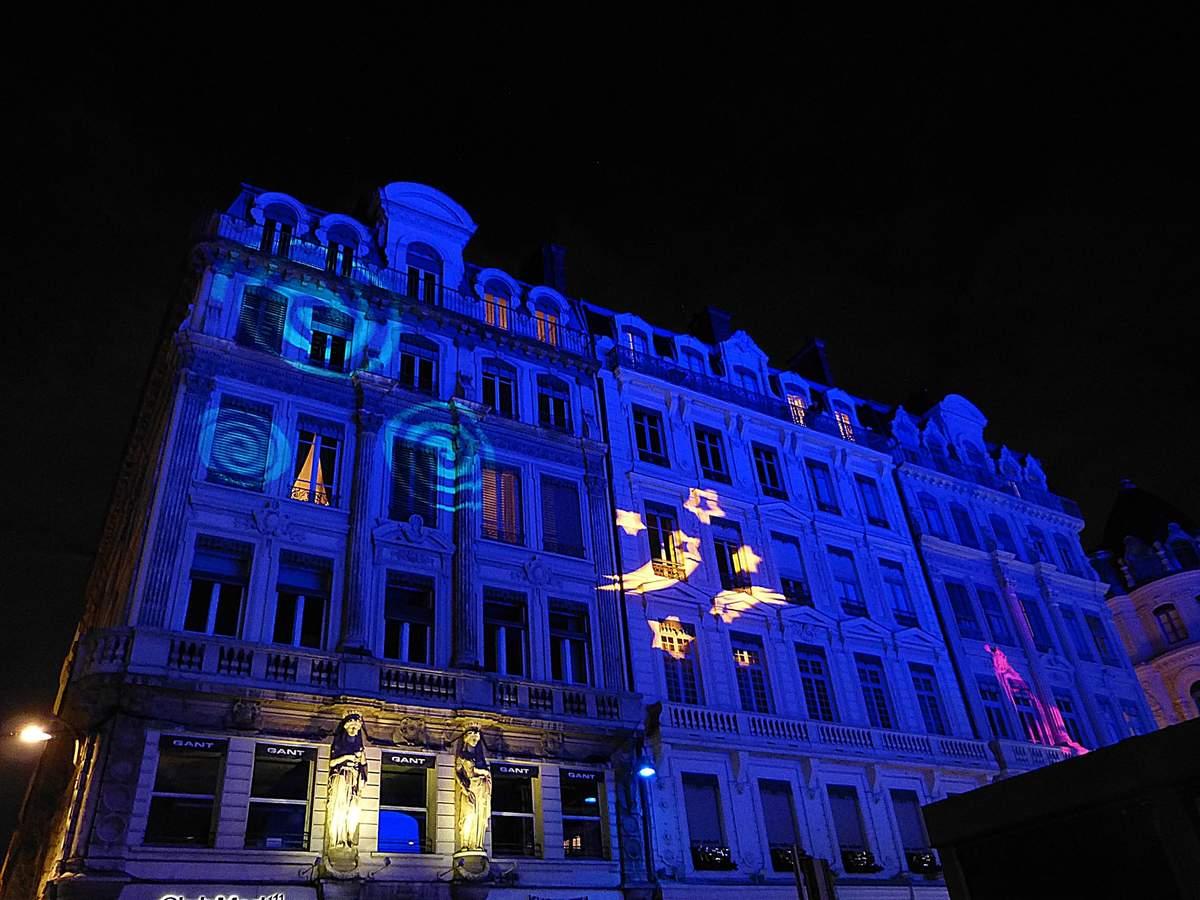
3;182;1153;900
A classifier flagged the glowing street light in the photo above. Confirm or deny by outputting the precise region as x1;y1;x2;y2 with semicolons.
18;724;54;743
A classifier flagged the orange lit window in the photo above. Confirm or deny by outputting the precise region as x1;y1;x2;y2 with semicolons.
787;394;807;425
535;310;559;346
291;429;339;506
484;293;511;330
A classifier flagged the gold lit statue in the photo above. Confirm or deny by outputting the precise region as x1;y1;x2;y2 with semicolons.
325;712;368;872
452;724;493;880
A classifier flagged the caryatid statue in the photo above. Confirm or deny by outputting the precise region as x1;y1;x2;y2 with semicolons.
452;724;493;882
324;712;369;872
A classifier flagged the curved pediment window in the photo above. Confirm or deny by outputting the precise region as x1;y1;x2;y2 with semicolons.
260;201;299;256
483;278;513;331
406;242;443;303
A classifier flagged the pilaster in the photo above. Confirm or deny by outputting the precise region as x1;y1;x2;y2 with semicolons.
338;401;384;653
587;470;627;691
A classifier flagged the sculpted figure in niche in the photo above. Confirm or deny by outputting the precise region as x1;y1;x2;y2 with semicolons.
325;713;369;862
455;725;492;852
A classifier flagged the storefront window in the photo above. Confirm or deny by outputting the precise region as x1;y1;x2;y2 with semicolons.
245;743;314;849
561;770;605;859
379;752;434;853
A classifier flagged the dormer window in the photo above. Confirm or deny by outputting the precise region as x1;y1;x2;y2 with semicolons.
681;347;706;374
786;392;808;426
406;243;442;304
324;225;358;277
260;203;297;257
734;366;759;393
533;302;560;346
833;402;856;442
308;307;352;372
622;327;648;356
483;279;512;330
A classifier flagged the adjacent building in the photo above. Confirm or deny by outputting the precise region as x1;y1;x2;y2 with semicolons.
2;181;1155;900
1090;479;1200;727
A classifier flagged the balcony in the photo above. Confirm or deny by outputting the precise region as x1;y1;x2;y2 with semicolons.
991;738;1072;772
74;628;639;727
691;841;737;871
209;214;591;357
662;703;996;768
840;847;883;874
607;347;892;452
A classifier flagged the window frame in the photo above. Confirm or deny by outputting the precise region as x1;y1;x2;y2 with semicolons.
806;459;840;513
144;735;227;847
694;424;731;483
244;743;315;850
632;406;669;466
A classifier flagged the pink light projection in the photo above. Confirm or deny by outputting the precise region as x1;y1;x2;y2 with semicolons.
986;644;1087;756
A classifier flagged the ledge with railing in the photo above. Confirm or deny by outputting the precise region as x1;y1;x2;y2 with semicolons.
663;702;1003;768
74;628;639;726
208;213;591;357
607;346;892;452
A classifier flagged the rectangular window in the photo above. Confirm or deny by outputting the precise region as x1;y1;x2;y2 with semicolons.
880;561;917;628
890;789;933;872
491;764;538;857
144;735;226;846
484;591;528;677
1028;527;1052;563
272;552;331;649
919;495;947;539
540;475;584;557
184;537;251;638
759;779;801;872
951;504;980;549
245;743;314;849
235;288;286;355
989;515;1020;556
483;293;512;331
856;654;894;729
795;644;837;722
206;395;273;492
260;218;293;256
786;393;808;425
307;307;352;372
977;587;1015;645
482;362;517;417
855;475;888;527
1060;606;1094;661
977;676;1013;739
325;241;354;277
713;518;751;592
659;620;701;705
633;406;668;465
772;533;811;606
383;574;434;665
482;463;523;544
731;633;773;714
398;337;437;395
945;582;984;640
290;419;340;506
1020;596;1056;653
683;774;733;870
834;407;856;442
752;443;786;499
694;425;730;482
1156;605;1188;644
379;752;434;853
828;548;867;618
549;601;591;685
1085;613;1120;665
536;378;571;432
535;310;559;346
389;440;439;525
1010;683;1047;744
1120;700;1148;736
1053;692;1087;746
646;502;685;581
909;664;948;735
827;785;868;855
806;460;839;513
1054;534;1083;576
561;771;605;859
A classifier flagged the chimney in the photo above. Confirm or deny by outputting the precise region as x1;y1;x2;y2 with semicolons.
688;306;736;344
542;243;568;294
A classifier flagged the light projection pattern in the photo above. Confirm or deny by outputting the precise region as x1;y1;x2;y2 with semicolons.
987;644;1088;756
649;616;696;661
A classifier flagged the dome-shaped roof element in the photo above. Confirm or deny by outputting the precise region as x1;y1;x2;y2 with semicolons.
1100;478;1196;554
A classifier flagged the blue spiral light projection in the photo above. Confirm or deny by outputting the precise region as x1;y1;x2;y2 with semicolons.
382;400;496;516
198;400;291;490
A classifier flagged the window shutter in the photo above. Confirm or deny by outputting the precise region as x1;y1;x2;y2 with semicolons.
482;466;499;538
389;440;437;525
236;289;286;354
207;396;273;491
541;476;583;556
313;306;353;333
277;551;332;593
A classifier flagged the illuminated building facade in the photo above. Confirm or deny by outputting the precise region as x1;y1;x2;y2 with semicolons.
1090;479;1200;727
2;184;645;900
589;307;1150;900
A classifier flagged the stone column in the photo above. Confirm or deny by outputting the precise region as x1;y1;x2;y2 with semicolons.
586;470;627;692
997;573;1069;745
451;425;482;668
339;406;383;653
138;370;215;627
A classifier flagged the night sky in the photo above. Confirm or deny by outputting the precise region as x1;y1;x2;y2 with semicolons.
3;32;1197;848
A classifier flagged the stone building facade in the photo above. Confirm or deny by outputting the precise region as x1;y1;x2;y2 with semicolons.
2;181;1154;900
1090;479;1200;727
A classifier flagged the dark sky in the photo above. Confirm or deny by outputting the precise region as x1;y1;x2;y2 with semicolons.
3;31;1198;847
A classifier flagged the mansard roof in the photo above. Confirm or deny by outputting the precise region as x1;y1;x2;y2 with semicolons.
1099;478;1197;553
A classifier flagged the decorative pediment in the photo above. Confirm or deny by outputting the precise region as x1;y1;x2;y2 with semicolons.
893;627;943;654
253;500;304;542
372;517;453;555
840;616;891;642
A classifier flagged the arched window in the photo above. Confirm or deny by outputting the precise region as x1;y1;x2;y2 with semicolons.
1171;539;1199;570
532;300;560;346
786;391;808;426
406;243;442;303
261;202;298;256
1153;604;1188;644
483;279;512;330
833;401;856;442
325;224;358;277
734;366;759;393
621;326;648;356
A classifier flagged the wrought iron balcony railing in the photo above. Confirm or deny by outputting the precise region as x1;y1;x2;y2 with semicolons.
210;214;591;357
607;346;892;451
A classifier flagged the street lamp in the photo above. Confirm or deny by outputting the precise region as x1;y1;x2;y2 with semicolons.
10;716;83;762
18;724;55;743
